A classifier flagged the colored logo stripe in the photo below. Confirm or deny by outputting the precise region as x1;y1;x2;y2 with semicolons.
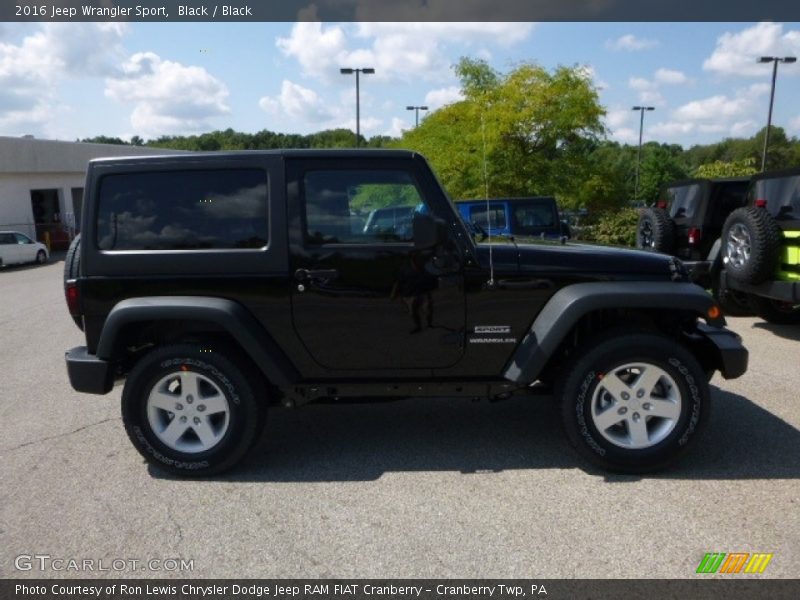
697;553;726;573
719;553;749;573
744;553;773;574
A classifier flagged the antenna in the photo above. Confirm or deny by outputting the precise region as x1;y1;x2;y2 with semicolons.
481;113;495;288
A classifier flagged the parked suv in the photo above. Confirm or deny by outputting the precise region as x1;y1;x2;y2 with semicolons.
636;178;751;315
719;168;800;324
64;150;746;476
456;197;570;240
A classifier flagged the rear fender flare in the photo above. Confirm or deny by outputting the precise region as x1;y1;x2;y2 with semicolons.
96;296;299;386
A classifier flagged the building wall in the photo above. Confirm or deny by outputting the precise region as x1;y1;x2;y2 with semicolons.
0;137;183;245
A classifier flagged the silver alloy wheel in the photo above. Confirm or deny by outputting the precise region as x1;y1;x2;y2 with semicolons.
590;362;681;449
36;250;46;264
725;223;752;268
146;370;230;453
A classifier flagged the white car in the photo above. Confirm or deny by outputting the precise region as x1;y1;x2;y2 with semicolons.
0;231;49;267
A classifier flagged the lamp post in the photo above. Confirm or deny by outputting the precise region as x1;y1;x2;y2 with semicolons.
406;105;428;127
340;67;375;147
758;56;796;171
632;105;655;201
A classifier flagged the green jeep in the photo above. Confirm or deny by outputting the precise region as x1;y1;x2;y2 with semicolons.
720;168;800;324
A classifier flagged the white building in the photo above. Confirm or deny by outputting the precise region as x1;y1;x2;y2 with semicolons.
0;136;182;249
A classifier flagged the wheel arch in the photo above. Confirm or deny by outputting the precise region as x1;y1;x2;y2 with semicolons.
96;296;299;387
503;281;724;384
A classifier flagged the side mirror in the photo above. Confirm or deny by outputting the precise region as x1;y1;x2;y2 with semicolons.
413;213;447;249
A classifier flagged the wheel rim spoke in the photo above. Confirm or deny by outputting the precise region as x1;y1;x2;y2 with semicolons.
600;372;631;401
201;394;228;415
192;418;219;449
181;372;201;399
636;366;663;397
160;417;190;447
594;405;625;431
149;390;178;412
648;399;681;420
627;417;650;446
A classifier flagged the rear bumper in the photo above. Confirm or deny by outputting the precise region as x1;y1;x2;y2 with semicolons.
695;323;748;380
684;260;712;285
66;346;114;394
722;271;800;303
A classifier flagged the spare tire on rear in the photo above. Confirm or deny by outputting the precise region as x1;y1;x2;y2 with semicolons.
636;208;675;254
721;207;781;285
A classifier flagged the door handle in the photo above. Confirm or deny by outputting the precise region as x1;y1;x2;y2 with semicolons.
294;268;339;281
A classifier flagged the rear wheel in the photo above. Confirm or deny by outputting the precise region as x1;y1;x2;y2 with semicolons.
557;331;709;473
122;344;263;476
749;295;800;325
636;208;675;254
722;208;781;284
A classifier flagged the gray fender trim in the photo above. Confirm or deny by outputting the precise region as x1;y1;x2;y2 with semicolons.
503;281;722;384
96;296;299;386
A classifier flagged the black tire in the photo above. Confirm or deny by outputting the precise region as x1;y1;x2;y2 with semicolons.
121;344;263;476
556;331;709;473
721;207;781;285
36;249;47;264
636;208;675;254
63;234;80;281
711;272;753;317
749;295;800;325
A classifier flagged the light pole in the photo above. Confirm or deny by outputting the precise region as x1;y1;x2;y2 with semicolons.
632;105;655;201
758;56;796;171
340;67;375;147
406;105;428;127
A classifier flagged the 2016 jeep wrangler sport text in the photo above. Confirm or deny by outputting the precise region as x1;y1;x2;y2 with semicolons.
64;150;748;475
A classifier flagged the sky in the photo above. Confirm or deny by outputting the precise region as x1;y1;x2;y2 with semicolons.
1;21;800;148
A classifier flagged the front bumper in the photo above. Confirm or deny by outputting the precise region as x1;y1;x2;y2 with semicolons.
66;346;114;394
694;323;748;380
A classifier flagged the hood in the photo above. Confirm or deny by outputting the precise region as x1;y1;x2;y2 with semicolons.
475;240;686;281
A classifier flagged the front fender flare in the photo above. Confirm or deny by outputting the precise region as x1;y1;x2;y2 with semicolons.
503;281;723;384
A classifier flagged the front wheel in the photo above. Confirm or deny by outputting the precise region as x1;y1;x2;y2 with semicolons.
36;249;47;264
556;331;709;473
122;344;263;476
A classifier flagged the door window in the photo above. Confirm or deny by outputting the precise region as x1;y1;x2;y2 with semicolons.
303;170;427;244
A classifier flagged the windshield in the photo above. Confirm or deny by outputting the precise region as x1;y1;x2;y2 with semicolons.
511;199;558;235
751;175;800;221
664;184;702;219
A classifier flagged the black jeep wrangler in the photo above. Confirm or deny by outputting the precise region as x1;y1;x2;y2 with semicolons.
64;150;747;476
718;168;800;324
636;177;751;314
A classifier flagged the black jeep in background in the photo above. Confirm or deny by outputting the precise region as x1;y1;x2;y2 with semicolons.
636;178;751;314
719;168;800;324
64;150;747;476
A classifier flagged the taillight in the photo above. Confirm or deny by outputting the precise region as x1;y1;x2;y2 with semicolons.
688;227;702;245
656;200;667;209
65;280;80;315
755;199;768;208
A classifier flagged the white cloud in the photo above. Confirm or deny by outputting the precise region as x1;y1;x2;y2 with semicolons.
790;115;800;134
629;76;656;92
259;80;336;123
703;22;800;77
0;23;126;135
654;68;689;85
105;52;230;137
605;34;659;52
385;117;409;138
276;21;534;83
424;86;463;110
649;83;770;141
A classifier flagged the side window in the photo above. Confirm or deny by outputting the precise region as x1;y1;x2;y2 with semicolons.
303;170;427;244
0;233;13;245
470;203;507;230
96;169;268;251
14;233;31;244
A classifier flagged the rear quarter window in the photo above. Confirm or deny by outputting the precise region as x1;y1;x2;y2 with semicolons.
96;169;268;251
665;184;702;219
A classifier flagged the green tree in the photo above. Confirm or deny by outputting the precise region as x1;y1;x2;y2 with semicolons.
393;58;605;202
637;143;689;202
694;157;758;178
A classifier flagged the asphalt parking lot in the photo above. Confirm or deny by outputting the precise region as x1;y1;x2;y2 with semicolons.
1;257;798;579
